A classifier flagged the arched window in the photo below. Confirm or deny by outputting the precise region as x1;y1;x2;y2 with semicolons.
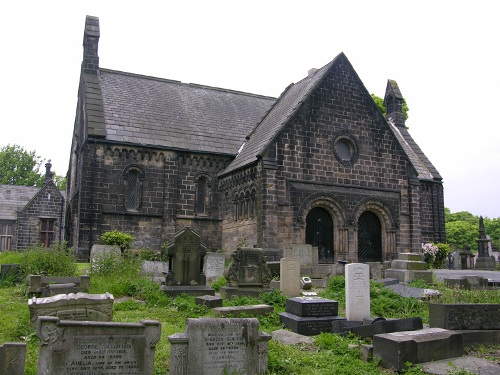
196;176;210;215
123;165;144;211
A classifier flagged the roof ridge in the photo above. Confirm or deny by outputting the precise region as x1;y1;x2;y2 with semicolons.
99;68;276;101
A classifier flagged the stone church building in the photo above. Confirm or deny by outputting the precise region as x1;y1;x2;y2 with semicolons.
66;16;445;262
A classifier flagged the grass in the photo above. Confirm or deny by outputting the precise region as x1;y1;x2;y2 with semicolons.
1;251;499;374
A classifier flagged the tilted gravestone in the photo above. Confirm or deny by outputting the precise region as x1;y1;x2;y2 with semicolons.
28;292;114;328
280;257;300;297
283;244;318;267
36;316;161;375
0;342;26;375
203;252;225;282
279;297;345;336
373;328;463;372
345;263;370;321
168;318;271;375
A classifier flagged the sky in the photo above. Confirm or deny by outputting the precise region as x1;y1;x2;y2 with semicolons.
1;1;499;218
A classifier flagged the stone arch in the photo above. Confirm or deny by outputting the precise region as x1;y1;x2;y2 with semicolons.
297;193;349;262
353;199;397;261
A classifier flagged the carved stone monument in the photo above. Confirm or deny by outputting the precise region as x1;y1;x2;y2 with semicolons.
168;318;271;375
475;216;496;270
29;292;114;328
221;247;272;298
345;263;370;321
0;342;26;375
161;227;214;296
36;317;161;375
203;252;225;282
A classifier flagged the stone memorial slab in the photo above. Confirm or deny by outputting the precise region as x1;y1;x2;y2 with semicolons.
279;297;345;336
140;260;169;278
373;328;463;372
168;318;271;375
203;252;225;281
0;342;26;375
429;303;500;330
345;263;370;321
285;297;338;317
90;245;121;267
36;316;160;375
283;244;318;267
280;257;300;297
28;275;90;296
29;292;114;328
212;304;274;317
195;295;223;308
348;317;423;338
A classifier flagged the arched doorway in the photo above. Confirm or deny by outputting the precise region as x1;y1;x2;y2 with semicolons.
306;207;334;263
357;211;382;262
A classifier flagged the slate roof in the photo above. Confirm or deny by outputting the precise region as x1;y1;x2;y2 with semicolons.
98;69;276;155
0;185;39;220
221;56;337;175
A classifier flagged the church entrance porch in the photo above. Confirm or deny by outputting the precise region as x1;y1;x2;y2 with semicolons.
305;207;334;264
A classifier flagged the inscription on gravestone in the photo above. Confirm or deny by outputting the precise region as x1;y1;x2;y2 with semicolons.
239;250;262;286
204;252;225;281
280;257;300;297
36;317;160;375
345;263;370;321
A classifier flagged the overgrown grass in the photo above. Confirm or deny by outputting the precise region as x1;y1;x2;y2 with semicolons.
2;252;500;374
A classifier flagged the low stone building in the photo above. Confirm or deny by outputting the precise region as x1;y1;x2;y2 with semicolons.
0;162;65;250
66;16;445;262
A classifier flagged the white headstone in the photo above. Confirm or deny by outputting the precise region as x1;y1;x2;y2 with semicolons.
280;258;301;297
345;263;370;321
283;244;318;267
203;252;225;281
452;251;460;270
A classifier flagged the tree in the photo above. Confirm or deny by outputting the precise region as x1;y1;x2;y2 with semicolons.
445;220;478;252
0;144;45;186
371;94;409;120
52;173;67;191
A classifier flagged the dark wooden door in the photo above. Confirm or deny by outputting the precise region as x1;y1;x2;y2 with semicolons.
306;207;334;263
357;211;382;262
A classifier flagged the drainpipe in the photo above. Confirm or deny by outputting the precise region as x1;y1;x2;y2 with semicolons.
89;140;97;255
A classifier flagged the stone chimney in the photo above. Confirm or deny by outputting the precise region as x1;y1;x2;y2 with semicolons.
44;160;53;182
384;79;406;128
82;16;100;74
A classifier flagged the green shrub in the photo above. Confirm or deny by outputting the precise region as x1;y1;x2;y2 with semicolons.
98;230;134;252
434;243;450;269
210;276;227;292
19;242;77;277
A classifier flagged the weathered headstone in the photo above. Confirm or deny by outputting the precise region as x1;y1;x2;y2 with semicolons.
168;318;271;375
28;275;91;296
452;251;460;270
429;303;500;330
373;328;463;371
221;247;272;298
36;316;160;375
203;252;225;282
0;342;26;375
29;292;114;328
280;257;300;297
283;244;318;267
279;297;345;336
140;260;169;281
345;263;370;321
212;304;274;317
90;244;121;269
348;317;423;338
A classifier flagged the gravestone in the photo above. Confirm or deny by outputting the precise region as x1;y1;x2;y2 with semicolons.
161;227;214;296
90;244;121;268
0;342;26;375
280;257;300;297
140;260;169;285
36;316;160;375
347;317;423;338
452;251;460;269
384;253;433;283
203;252;225;282
429;303;500;330
221;247;272;298
28;275;91;296
373;328;463;371
283;244;317;267
345;263;370;321
475;217;496;270
279;297;345;336
168;318;271;375
28;292;114;328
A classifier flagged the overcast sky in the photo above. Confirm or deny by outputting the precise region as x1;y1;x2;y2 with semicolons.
1;1;498;218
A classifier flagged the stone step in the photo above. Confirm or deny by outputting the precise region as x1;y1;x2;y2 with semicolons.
396;252;425;262
390;259;428;271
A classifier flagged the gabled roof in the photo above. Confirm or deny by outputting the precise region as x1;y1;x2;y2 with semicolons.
97;69;276;155
0;185;39;220
19;180;65;214
221;55;338;175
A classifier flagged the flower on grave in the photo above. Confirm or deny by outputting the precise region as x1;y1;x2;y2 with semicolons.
421;243;438;256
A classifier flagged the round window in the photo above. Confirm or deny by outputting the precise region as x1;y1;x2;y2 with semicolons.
333;134;358;165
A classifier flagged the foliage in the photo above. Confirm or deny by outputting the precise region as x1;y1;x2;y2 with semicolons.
98;230;135;251
371;94;409;120
18;242;77;278
137;248;167;262
0;144;45;186
421;243;449;269
210;276;227;292
445;221;478;251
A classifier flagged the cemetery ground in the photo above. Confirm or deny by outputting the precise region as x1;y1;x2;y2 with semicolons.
1;249;499;375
